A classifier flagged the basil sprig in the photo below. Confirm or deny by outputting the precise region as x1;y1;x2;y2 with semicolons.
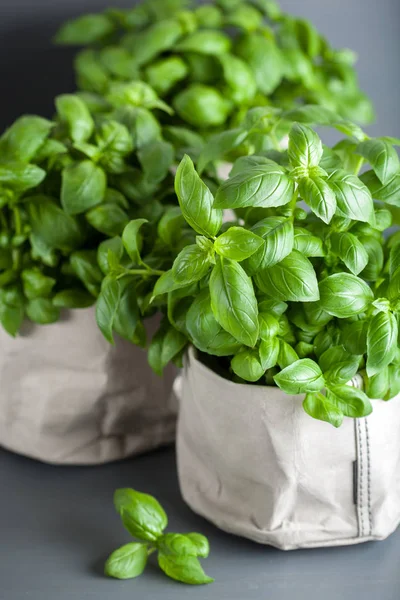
105;488;213;585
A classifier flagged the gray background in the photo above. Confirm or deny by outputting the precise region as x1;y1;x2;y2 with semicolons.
0;1;400;599
0;0;399;136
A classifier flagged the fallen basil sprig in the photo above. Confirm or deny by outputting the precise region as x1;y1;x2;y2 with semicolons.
97;112;400;428
105;488;213;585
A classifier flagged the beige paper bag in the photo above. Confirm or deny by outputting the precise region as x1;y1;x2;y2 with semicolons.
177;347;400;550
0;308;177;465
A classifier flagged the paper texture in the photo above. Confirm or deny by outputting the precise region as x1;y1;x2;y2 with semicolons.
0;309;177;465
177;347;400;550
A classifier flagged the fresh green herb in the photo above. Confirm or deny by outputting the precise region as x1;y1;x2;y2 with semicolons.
105;488;213;585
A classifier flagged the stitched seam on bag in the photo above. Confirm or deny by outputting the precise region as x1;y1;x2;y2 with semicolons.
365;418;372;536
357;419;364;537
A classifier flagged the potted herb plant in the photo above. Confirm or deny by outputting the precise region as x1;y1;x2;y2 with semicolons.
0;84;182;465
55;0;374;151
99;106;400;549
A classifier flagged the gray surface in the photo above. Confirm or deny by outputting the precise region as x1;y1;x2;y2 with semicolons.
1;445;400;600
0;0;399;136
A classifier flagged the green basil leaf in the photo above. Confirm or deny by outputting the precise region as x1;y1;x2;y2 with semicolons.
71;250;103;297
175;155;222;237
283;105;340;126
214;227;263;261
341;320;368;355
96;120;133;164
229;155;275;178
258;312;280;340
293;227;324;257
210;258;259;347
277;340;299;368
145;56;188;95
26;298;60;325
122;219;148;264
226;3;263;30
56;94;94;144
22;269;55;300
303;393;343;428
327;170;375;225
366;311;398;377
53;289;95;309
99;46;139;80
0;163;46;191
0;115;53;162
173;84;231;128
390;243;400;277
95;276;121;344
0;288;25;337
158;553;214;586
86;203;129;237
235;33;284;94
274;359;325;394
113;280;140;343
197;129;248;174
121;19;183;66
114;107;161;149
148;324;187;375
356;138;400;185
365;368;390;400
97;237;124;275
231;349;264;382
28;195;85;251
214;165;295;210
258;299;288;317
385;366;400;400
298;176;336;224
360;236;384;281
330;232;369;275
184;533;210;559
361;170;400;208
319;345;360;386
319;274;373;318
152;270;189;299
158;533;198;557
176;29;231;54
186;290;241;356
138;139;174;184
218;54;257;104
255;250;319;302
114;488;168;542
157;207;185;247
61;160;106;215
326;386;372;418
259;337;280;370
163;126;205;161
288;123;323;169
172;245;211;285
244;217;294;274
105;543;147;580
75;49;109;95
55;13;115;44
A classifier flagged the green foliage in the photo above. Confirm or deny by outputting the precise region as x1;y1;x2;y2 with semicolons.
105;488;213;585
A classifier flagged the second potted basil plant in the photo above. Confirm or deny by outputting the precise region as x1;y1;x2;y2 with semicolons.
100;110;400;549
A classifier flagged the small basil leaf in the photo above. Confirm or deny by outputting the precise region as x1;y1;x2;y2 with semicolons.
326;386;372;418
95;276;121;344
0;115;53;162
158;553;214;586
274;359;325;394
365;368;390;400
293;228;324;257
319;346;360;386
176;30;231;54
172;245;211;285
175;155;222;237
122;19;182;66
235;33;284;95
114;488;167;542
22;269;56;300
122;219;148;264
214;227;263;261
152;270;189;299
214;165;295;210
148;324;188;376
361;170;400;208
56;94;94;143
288;123;323;169
184;533;210;559
105;543;147;581
330;232;369;275
341;320;368;355
53;289;95;309
0;163;46;191
70;250;103;297
158;207;185;248
186;290;241;356
55;13;115;44
113;281;140;344
258;312;280;340
97;237;124;275
174;84;231;128
86;203;129;237
303;393;344;428
145;56;188;95
259;337;280;370
210;258;259;347
327;170;375;225
219;53;257;104
61;160;106;215
26;298;60;325
158;533;198;557
255;250;319;302
231;349;264;382
319;274;373;318
244;217;294;274
366;311;398;377
298;177;336;224
356;138;400;185
138;139;174;184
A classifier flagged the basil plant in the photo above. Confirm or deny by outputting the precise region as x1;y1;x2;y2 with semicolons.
97;105;400;428
55;0;374;146
0;84;182;338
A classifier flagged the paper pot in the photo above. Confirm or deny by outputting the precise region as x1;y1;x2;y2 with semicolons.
176;347;400;550
0;309;177;465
